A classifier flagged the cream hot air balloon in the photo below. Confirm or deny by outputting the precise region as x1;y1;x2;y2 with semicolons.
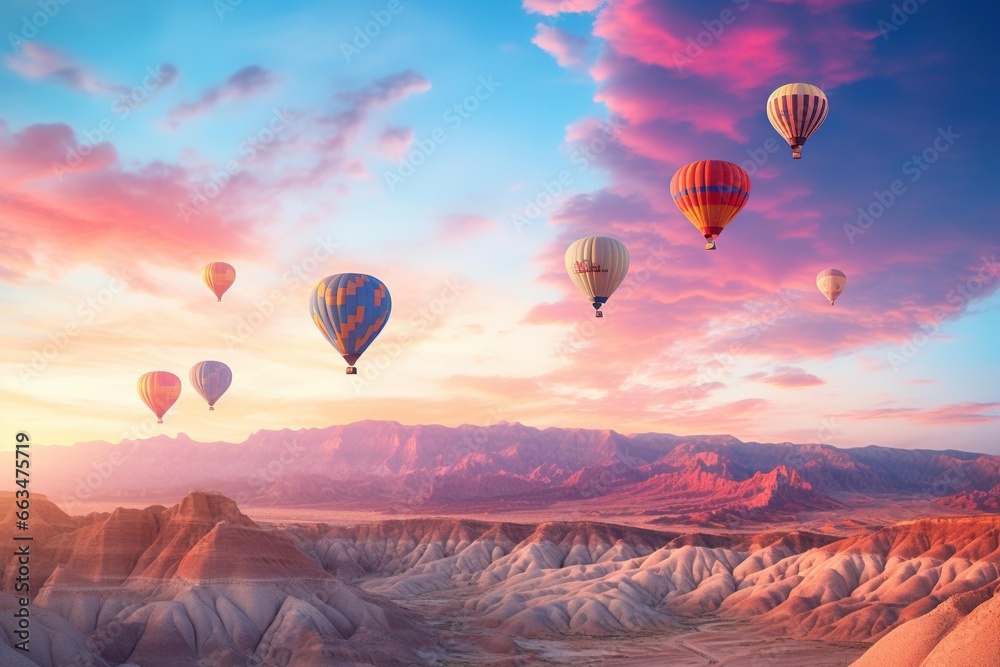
766;83;828;159
816;269;847;306
565;236;630;318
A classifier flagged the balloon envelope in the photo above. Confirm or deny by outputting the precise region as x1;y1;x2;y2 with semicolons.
189;361;232;410
766;83;828;159
137;371;181;423
565;236;630;314
816;268;847;305
310;273;391;371
202;262;236;301
670;160;750;250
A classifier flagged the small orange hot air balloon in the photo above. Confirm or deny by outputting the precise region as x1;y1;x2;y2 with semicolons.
670;160;751;250
137;371;182;424
202;262;236;302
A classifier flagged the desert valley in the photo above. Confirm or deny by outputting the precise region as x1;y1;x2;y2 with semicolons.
3;421;999;666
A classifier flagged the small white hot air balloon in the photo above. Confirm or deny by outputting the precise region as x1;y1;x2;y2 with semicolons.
565;236;630;318
816;269;847;306
766;83;829;159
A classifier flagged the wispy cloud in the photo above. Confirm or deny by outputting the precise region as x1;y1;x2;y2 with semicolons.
166;65;276;126
5;43;136;95
532;24;590;68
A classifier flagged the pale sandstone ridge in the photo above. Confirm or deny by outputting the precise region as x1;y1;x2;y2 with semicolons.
16;492;439;667
852;584;1000;666
284;514;1000;642
5;492;1000;665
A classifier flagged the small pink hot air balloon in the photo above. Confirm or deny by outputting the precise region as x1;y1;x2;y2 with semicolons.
137;371;182;424
202;262;236;302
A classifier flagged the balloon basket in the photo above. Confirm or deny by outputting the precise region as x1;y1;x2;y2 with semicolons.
704;241;717;251
596;311;604;318
346;367;357;375
209;406;215;411
157;418;163;424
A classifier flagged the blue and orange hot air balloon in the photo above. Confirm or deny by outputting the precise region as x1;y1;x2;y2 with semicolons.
309;273;391;374
189;361;232;411
670;160;751;250
202;262;236;302
137;371;181;424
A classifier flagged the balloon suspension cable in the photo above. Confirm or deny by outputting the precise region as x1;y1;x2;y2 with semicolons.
346;366;358;375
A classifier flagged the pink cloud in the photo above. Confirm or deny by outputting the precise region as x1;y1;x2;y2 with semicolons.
532;24;590;68
748;366;825;387
274;71;430;191
0;121;117;186
376;126;415;162
523;0;604;16
167;66;276;126
4;43;155;95
0;70;433;285
584;0;877;145
843;403;1000;425
438;214;497;241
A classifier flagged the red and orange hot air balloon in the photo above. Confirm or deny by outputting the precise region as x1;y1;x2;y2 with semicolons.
137;371;182;424
670;160;751;250
202;262;236;302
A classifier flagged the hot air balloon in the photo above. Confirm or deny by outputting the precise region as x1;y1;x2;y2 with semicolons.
189;361;232;411
137;371;181;424
816;269;847;306
565;236;630;318
766;83;828;159
202;262;236;302
309;273;391;374
670;160;751;250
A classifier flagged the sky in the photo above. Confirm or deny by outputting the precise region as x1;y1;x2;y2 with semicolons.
2;0;998;453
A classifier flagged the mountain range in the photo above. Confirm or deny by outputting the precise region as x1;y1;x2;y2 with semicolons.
28;420;1000;526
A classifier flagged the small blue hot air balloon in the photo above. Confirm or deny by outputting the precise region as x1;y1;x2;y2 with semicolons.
189;361;232;411
309;273;391;374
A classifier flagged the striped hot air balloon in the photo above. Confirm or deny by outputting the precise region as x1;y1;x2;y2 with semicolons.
766;83;829;159
816;269;847;306
189;361;232;411
202;262;236;302
137;371;181;424
565;236;630;318
670;160;751;250
309;273;391;374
